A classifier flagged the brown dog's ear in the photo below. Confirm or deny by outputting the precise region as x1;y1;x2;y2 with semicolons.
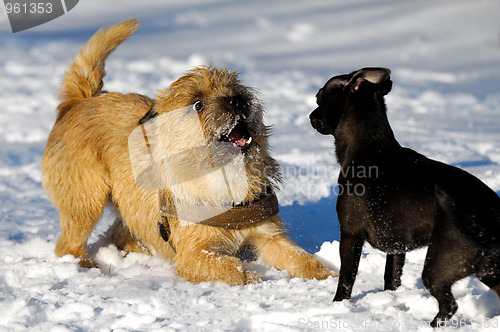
345;67;392;94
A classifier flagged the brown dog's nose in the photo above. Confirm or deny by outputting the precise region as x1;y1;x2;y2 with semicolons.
229;95;247;110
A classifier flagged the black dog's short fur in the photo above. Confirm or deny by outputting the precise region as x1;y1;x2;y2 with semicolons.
310;67;500;327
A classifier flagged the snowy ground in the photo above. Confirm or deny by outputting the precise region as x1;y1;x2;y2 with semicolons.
1;0;500;331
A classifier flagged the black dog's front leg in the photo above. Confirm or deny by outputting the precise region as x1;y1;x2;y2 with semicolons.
333;234;364;301
384;252;406;291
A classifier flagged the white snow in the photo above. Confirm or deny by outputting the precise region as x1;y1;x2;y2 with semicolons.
1;0;500;331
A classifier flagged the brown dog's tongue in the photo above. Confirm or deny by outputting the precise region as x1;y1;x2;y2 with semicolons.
227;128;251;147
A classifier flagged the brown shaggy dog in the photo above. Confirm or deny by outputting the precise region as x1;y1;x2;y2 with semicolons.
41;19;336;285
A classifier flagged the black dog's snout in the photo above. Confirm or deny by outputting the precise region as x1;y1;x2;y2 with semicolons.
309;108;323;128
309;113;319;129
309;108;319;121
309;110;330;135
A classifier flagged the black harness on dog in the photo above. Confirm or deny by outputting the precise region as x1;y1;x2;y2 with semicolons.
157;188;280;253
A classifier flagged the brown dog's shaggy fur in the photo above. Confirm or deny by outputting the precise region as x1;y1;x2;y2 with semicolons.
41;19;335;285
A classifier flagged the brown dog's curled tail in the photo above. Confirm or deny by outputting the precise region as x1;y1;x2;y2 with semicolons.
57;19;140;118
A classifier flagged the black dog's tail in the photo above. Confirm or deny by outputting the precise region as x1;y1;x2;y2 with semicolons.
435;185;500;249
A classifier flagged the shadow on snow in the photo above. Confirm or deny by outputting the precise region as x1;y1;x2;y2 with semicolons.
279;187;340;253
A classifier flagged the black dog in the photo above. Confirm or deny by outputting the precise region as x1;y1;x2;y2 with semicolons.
309;67;500;327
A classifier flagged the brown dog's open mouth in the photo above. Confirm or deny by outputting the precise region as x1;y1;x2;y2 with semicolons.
221;122;253;148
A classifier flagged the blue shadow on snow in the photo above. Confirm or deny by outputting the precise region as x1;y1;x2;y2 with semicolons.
278;187;340;254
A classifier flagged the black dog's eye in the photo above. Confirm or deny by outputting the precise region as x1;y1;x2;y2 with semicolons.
193;100;203;112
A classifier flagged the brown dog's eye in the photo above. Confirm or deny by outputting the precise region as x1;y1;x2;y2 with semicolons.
193;100;203;112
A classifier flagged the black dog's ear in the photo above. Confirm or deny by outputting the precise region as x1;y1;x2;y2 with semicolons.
345;67;392;95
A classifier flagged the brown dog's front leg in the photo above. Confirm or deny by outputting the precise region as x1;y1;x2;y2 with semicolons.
175;246;263;285
333;234;363;301
384;252;406;291
254;233;336;280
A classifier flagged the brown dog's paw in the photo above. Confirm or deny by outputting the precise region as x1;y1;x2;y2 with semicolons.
176;252;265;286
78;255;98;269
245;270;264;284
315;269;339;280
294;257;338;280
301;267;338;280
224;269;264;285
55;240;97;269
